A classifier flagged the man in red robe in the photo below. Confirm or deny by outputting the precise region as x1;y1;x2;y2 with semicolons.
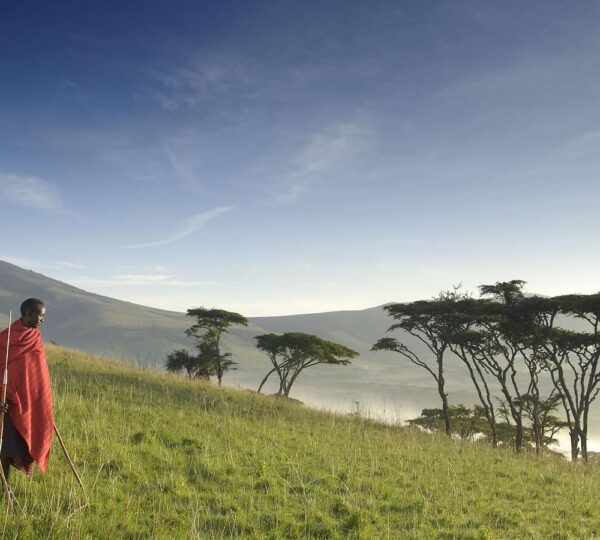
0;298;54;479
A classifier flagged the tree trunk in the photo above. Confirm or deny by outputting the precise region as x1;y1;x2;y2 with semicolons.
436;355;451;436
257;367;277;394
580;428;588;463
531;397;542;456
490;422;497;449
514;417;523;453
534;423;542;456
437;376;451;436
284;366;305;399
581;401;592;463
570;429;579;462
455;348;497;447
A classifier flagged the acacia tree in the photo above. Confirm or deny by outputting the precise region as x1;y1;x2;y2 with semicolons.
553;294;600;463
518;394;565;452
447;281;566;454
514;293;600;461
449;319;500;448
372;288;468;436
255;332;357;398
405;403;562;450
532;293;600;462
407;405;487;441
185;308;248;386
165;349;213;380
549;331;600;462
466;280;539;453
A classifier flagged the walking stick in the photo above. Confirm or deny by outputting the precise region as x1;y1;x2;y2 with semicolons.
0;311;14;509
53;424;84;491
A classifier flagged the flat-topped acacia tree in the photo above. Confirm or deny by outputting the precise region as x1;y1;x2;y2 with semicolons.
533;293;600;462
255;332;358;398
372;288;469;436
185;308;248;386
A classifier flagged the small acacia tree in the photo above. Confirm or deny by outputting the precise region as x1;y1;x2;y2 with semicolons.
255;332;358;398
407;405;487;441
185;307;248;386
165;349;213;380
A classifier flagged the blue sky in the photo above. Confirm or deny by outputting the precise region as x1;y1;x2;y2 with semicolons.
1;1;599;315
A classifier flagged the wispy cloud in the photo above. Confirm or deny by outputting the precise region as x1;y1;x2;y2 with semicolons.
0;255;83;271
149;54;262;110
277;123;370;203
560;128;600;161
0;255;39;269
70;274;217;287
54;260;84;269
148;53;378;113
123;206;234;249
164;139;204;190
0;173;64;211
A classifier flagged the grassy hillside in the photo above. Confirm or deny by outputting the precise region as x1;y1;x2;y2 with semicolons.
2;346;600;539
0;260;406;375
0;260;192;365
0;259;452;419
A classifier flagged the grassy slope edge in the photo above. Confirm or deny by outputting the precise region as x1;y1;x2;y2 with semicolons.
1;345;599;539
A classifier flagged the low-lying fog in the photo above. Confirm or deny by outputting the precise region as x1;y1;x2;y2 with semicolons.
227;365;600;457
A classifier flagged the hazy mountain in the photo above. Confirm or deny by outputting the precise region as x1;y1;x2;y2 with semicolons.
0;260;448;414
2;259;599;450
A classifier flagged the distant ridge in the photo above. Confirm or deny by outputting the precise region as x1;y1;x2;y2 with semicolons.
3;259;600;447
0;260;395;367
0;259;190;364
10;260;575;423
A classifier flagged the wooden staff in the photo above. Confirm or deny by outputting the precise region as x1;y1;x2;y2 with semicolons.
0;311;14;508
53;424;84;491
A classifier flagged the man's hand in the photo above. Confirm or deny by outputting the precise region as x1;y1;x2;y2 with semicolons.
0;401;8;414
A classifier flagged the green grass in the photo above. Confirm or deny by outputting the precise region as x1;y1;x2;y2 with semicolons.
1;345;600;539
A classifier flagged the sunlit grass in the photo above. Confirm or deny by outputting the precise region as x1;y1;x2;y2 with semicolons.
1;344;599;538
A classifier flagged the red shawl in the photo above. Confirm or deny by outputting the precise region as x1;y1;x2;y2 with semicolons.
0;319;54;473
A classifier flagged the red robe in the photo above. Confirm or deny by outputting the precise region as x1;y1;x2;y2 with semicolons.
0;319;54;473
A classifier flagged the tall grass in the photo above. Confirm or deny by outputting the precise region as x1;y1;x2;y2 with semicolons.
1;345;599;539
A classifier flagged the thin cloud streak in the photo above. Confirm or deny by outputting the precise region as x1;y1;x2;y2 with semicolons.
0;255;83;272
70;274;217;287
148;54;263;110
0;173;64;211
276;123;370;203
560;128;600;161
123;205;234;249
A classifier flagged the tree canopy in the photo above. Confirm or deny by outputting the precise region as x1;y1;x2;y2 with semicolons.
255;332;357;398
169;307;248;386
165;349;213;380
372;287;471;436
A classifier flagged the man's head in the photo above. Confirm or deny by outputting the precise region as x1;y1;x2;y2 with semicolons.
20;298;46;328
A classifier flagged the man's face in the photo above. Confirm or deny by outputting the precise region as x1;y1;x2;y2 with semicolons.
22;306;45;328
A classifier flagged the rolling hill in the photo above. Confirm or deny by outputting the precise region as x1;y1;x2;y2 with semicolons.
1;259;599;448
0;260;447;418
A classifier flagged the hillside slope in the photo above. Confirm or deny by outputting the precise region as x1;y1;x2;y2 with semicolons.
2;260;597;439
0;260;443;418
4;345;600;539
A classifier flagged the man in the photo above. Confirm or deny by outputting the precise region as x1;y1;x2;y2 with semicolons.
0;298;54;480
